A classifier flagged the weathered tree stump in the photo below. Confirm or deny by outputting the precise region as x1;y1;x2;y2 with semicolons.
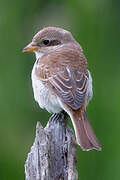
25;112;78;180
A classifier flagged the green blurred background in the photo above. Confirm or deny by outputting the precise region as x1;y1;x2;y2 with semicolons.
0;0;119;179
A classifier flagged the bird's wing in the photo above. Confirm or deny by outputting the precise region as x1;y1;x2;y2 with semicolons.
35;46;89;110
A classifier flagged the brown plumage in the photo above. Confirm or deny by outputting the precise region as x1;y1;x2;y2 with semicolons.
35;44;88;110
23;27;101;151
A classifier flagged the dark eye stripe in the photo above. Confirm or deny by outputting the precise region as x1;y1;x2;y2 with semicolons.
37;40;61;47
49;40;61;46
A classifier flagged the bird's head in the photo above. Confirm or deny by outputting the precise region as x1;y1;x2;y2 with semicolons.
23;27;75;59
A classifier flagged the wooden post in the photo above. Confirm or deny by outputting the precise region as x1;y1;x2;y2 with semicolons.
25;112;78;180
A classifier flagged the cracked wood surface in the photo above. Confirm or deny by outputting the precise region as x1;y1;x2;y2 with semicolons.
25;112;78;180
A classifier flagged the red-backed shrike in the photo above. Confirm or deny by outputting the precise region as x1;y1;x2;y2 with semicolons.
23;27;101;151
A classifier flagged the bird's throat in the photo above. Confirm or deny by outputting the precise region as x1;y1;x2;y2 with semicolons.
34;51;44;60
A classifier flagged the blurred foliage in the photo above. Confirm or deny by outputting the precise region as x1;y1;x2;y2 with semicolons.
0;0;119;179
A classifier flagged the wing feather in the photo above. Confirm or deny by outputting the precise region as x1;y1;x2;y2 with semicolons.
35;45;88;110
46;67;88;110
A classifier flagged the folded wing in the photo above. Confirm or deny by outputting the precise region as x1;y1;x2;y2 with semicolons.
47;67;88;110
35;46;88;110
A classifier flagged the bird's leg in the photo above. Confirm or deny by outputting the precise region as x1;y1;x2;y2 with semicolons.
48;111;68;127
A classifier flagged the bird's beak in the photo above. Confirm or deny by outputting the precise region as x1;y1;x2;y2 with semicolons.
22;42;39;53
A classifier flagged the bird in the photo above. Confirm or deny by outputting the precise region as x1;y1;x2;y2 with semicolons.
23;26;101;151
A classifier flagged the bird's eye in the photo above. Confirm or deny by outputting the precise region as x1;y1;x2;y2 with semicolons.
43;40;50;45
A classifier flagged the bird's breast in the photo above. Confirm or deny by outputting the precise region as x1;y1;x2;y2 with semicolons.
31;62;62;113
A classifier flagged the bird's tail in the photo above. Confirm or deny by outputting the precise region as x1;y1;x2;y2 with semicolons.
69;109;101;151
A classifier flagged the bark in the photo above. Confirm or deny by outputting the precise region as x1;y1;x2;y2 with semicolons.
25;112;78;180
